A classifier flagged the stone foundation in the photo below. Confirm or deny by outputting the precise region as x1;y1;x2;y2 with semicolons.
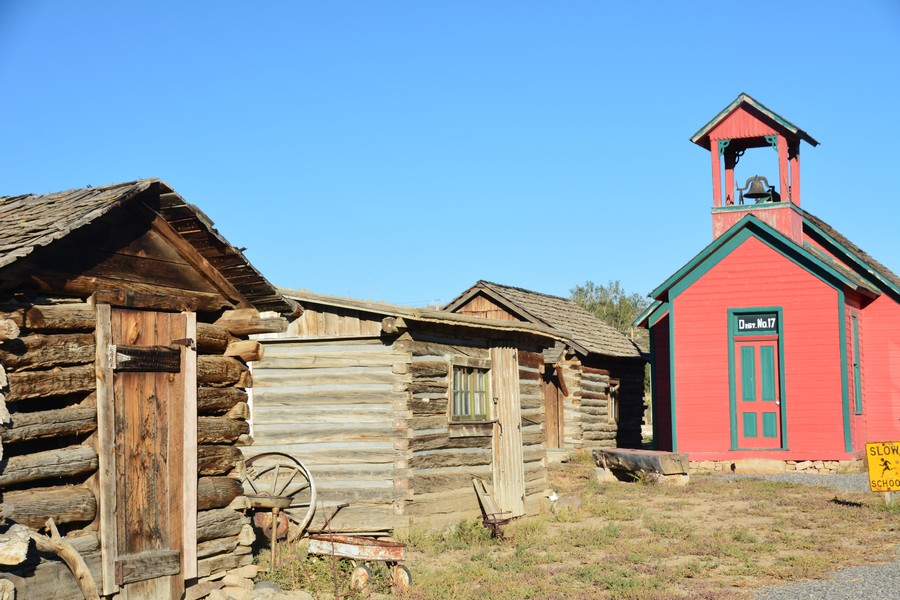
690;459;864;475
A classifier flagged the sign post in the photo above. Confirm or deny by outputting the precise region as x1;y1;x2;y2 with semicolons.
865;441;900;505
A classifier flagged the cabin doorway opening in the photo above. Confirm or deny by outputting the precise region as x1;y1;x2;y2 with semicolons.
542;368;565;449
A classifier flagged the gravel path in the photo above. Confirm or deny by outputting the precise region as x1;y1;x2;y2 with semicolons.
717;471;872;493
753;546;900;600
712;472;899;599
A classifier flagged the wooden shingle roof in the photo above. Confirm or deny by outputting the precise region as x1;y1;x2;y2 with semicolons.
690;93;819;150
444;281;645;359
0;179;295;314
800;209;900;295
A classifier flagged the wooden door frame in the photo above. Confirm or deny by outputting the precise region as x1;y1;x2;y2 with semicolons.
728;308;787;451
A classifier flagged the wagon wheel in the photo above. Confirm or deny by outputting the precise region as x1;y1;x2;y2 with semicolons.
349;564;371;593
391;564;412;592
243;452;316;541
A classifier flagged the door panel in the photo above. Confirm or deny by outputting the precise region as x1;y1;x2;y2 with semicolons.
735;339;782;449
491;346;525;517
104;307;192;599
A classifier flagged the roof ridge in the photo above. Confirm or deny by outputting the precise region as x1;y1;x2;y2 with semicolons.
478;280;574;303
1;178;157;200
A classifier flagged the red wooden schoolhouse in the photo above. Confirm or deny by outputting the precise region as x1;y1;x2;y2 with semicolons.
637;94;900;467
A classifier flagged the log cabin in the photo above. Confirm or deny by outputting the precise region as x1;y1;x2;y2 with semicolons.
443;281;648;462
248;289;573;534
636;94;900;473
0;179;297;599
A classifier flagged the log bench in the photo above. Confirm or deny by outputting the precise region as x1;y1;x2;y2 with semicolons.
592;448;690;485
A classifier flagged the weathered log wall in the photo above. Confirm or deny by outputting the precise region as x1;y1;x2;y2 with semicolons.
253;305;554;533
577;359;645;449
579;366;614;445
248;336;409;534
403;342;549;528
517;350;549;512
558;357;583;450
0;299;266;599
401;339;490;528
0;300;105;595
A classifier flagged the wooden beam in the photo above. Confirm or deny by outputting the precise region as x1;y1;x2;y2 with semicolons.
197;355;246;385
214;309;288;336
196;322;234;353
93;303;118;596
0;405;97;443
5;364;96;402
91;290;198;312
0;445;98;489
133;204;253;309
0;333;95;370
224;340;263;362
0;486;97;528
25;303;96;331
182;310;198;580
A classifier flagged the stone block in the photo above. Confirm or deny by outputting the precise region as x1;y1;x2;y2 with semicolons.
228;565;259;579
731;459;786;474
222;575;253;590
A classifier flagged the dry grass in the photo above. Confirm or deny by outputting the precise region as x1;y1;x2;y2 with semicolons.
257;458;899;599
401;461;898;600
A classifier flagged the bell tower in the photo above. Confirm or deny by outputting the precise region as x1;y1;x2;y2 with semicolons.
691;94;819;242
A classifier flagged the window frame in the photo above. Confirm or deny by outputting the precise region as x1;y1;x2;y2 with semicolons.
449;356;493;424
607;378;621;425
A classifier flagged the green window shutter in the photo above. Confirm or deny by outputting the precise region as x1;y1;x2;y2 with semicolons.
743;413;758;438
741;346;756;401
760;345;776;402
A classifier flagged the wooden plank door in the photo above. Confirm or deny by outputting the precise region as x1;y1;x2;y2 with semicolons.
96;305;197;599
542;369;565;449
734;339;782;449
491;346;526;517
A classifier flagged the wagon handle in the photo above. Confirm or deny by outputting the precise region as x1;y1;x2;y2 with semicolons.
320;502;349;532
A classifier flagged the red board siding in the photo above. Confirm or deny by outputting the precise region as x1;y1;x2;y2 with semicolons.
859;294;900;442
672;236;849;460
709;106;777;141
712;204;803;243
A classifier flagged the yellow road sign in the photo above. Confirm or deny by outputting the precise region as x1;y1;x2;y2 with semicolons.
865;441;900;492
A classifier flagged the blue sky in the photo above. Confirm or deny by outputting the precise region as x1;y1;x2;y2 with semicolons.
2;1;898;307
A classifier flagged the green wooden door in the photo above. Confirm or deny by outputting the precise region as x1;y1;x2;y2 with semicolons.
734;340;782;449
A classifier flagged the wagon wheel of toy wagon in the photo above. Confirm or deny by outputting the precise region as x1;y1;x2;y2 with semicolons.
349;564;372;593
391;564;412;592
243;452;316;541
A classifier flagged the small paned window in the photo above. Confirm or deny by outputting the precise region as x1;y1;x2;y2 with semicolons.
608;378;621;425
452;365;490;421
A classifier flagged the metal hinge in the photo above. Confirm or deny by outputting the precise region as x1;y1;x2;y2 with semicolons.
171;337;195;349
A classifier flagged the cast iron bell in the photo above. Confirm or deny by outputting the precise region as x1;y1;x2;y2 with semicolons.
739;175;772;203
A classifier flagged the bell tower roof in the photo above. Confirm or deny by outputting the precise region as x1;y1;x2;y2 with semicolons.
695;94;820;241
690;93;819;150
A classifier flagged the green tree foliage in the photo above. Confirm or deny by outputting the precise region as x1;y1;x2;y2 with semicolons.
570;280;651;347
571;280;653;397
